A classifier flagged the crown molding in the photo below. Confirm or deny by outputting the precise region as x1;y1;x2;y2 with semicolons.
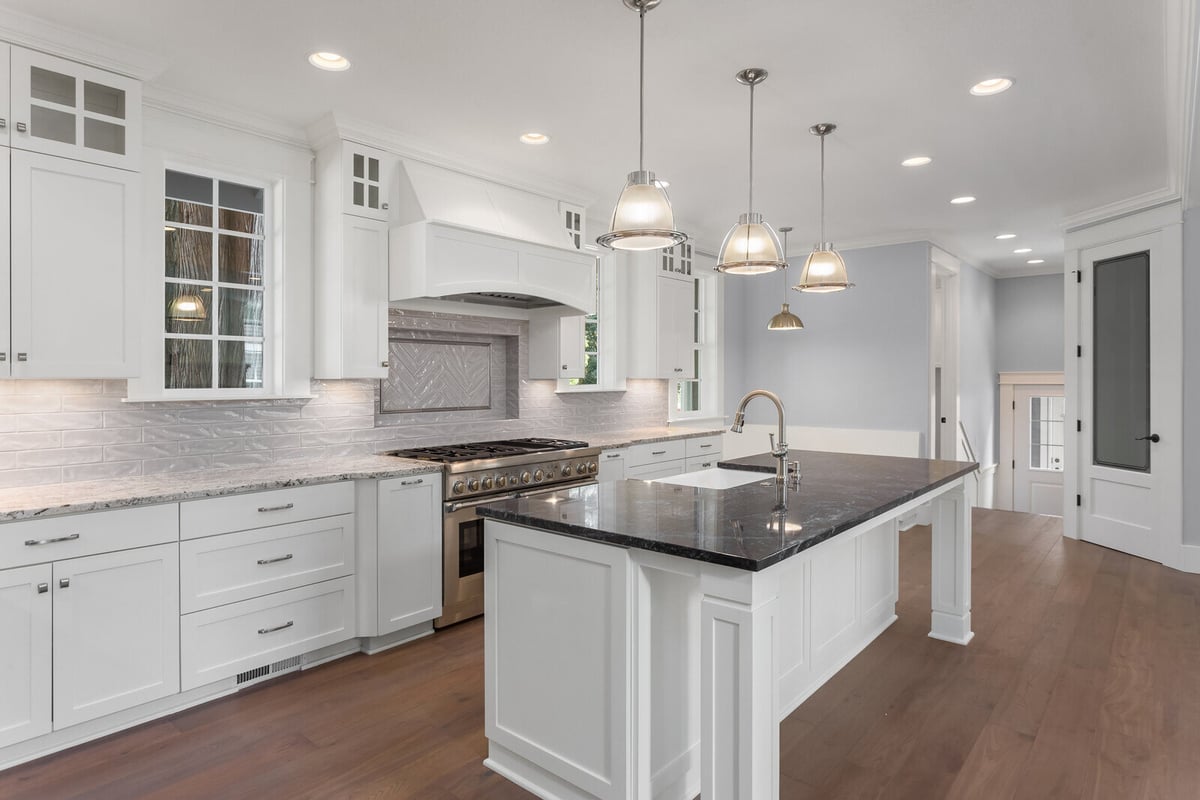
0;7;166;79
1166;0;1198;208
1060;186;1181;232
143;86;311;151
991;264;1062;280
307;112;597;208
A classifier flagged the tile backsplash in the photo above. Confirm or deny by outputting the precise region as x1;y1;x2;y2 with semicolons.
0;311;668;489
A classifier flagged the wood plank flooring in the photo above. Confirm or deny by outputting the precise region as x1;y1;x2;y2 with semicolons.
3;509;1198;799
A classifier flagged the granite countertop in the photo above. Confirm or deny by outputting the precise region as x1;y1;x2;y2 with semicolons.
572;427;725;450
0;455;438;522
476;450;977;571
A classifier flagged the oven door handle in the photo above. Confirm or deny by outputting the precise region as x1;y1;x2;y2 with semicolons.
518;479;598;499
445;492;519;513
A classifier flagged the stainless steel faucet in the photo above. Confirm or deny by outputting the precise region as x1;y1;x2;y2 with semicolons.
730;389;789;484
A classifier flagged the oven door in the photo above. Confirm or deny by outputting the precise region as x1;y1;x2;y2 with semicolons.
437;493;515;629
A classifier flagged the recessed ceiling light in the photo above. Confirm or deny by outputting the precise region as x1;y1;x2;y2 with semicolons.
1027;259;1045;265
901;156;932;167
1014;247;1033;254
970;77;1012;96
995;233;1016;240
519;132;550;145
950;196;976;204
308;52;350;71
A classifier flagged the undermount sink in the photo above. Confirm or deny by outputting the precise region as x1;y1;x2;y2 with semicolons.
655;468;771;490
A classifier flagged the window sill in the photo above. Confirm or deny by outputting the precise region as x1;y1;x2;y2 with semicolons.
123;393;317;403
555;379;628;394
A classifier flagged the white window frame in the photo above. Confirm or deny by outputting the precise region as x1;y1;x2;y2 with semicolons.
669;271;720;421
558;253;627;393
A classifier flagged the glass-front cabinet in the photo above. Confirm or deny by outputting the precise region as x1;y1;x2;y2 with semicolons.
9;47;141;171
342;142;394;221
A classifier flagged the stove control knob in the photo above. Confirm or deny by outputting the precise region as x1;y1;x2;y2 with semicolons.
533;469;545;482
452;481;466;495
467;478;480;492
587;461;598;474
561;464;573;477
496;475;507;488
481;476;494;491
520;471;532;484
577;462;588;474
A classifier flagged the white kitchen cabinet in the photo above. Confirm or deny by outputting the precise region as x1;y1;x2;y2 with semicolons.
528;312;584;380
624;249;695;380
0;43;10;148
598;449;626;482
0;148;9;372
9;47;141;171
313;137;393;379
626;460;686;480
52;543;179;729
6;149;138;377
357;473;442;640
0;564;51;749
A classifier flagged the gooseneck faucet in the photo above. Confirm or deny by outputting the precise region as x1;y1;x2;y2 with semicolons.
730;389;789;484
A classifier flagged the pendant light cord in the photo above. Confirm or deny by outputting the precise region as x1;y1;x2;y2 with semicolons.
781;229;789;300
819;133;825;243
638;7;645;172
748;82;755;213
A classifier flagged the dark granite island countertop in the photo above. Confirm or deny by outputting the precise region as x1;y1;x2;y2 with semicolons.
476;449;977;571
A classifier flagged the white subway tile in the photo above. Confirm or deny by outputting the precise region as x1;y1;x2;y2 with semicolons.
143;425;216;442
210;452;274;469
16;447;103;467
103;443;180;462
0;466;64;489
176;408;245;424
17;412;106;432
179;438;245;455
62;461;143;483
0;432;62;452
104;410;179;428
141;455;213;475
0;395;63;414
61;428;142;448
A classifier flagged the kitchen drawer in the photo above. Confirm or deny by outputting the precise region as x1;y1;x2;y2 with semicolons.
626;459;686;480
685;455;720;473
598;449;626;482
180;575;356;691
180;482;354;540
685;435;722;459
180;514;356;613
625;439;686;468
0;504;178;569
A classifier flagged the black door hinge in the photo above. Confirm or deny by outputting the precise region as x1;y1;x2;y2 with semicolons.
1077;419;1082;432
1076;270;1082;284
1077;494;1082;507
1077;345;1082;357
1012;400;1016;410
1012;459;1016;469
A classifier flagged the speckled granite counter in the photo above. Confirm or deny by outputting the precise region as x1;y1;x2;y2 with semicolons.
476;450;977;571
0;455;437;522
568;427;725;450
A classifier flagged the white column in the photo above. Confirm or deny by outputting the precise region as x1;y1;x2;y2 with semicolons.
929;480;974;644
700;567;781;800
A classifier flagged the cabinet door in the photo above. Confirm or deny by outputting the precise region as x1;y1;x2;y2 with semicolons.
657;276;693;378
558;315;585;379
9;47;141;171
0;564;52;748
341;216;390;378
0;148;9;376
9;151;138;378
53;543;179;729
598;450;626;482
376;475;442;634
343;143;393;221
0;43;10;147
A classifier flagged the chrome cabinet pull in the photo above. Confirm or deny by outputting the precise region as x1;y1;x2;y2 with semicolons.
258;621;294;635
0;119;6;128
37;583;48;594
400;478;424;486
699;443;714;449
651;450;667;456
256;553;294;565
381;360;389;368
0;353;6;362
605;453;621;459
15;121;26;133
16;353;28;362
59;578;70;589
25;533;80;546
700;461;713;468
257;503;295;513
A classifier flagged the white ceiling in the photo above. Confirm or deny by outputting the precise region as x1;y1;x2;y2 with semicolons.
0;0;1190;277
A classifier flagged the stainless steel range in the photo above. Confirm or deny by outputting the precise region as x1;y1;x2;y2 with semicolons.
387;437;600;628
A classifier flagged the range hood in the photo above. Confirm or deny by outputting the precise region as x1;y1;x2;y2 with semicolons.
389;160;596;315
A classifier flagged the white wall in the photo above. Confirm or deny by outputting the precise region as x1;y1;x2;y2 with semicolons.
995;273;1065;372
723;242;931;452
958;264;998;466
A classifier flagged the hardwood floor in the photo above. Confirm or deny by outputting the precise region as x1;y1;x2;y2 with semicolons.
3;509;1198;799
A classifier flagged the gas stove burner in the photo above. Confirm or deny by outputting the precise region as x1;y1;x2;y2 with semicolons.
388;437;591;464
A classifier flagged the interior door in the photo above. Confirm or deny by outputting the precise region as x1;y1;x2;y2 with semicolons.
1013;386;1065;515
1077;233;1179;561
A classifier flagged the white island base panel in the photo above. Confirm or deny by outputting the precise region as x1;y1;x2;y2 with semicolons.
483;480;972;800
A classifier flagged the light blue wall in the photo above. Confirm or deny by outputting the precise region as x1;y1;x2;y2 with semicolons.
1184;209;1200;544
723;242;932;453
995;274;1065;373
959;264;998;466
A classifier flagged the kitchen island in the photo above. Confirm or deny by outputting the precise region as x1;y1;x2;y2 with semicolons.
477;450;977;800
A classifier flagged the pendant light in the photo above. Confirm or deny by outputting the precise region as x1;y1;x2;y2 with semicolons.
716;68;785;275
596;0;687;251
794;123;853;292
767;226;804;331
168;292;207;322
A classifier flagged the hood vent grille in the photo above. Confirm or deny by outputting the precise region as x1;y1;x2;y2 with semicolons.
440;291;563;310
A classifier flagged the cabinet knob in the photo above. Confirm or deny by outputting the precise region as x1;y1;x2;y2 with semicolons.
17;353;28;362
59;578;70;589
381;202;389;210
37;583;48;594
561;364;568;370
0;119;6;128
0;353;6;362
381;361;389;368
16;121;27;133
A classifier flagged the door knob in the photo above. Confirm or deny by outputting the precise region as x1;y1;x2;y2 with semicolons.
1136;433;1161;443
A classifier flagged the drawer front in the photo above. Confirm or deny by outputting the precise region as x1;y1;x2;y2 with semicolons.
598;449;626;482
685;436;722;459
180;576;356;691
0;504;178;569
685;455;719;473
180;514;356;613
625;439;686;468
180;482;354;540
626;459;686;480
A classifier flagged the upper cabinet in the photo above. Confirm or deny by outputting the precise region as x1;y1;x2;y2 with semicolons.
624;245;698;380
342;142;396;221
0;44;10;148
8;47;141;171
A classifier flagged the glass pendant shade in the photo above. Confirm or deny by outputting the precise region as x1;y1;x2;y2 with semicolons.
794;244;853;292
717;213;786;275
767;302;804;330
597;170;687;251
168;293;207;321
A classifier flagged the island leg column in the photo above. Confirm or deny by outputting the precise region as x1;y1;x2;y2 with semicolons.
929;480;974;645
700;567;781;800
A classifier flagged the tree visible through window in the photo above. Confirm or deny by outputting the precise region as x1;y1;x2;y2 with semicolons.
163;169;267;391
569;275;600;387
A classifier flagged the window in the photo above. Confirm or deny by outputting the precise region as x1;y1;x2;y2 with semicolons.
1030;395;1065;471
568;280;600;388
671;272;718;420
163;169;268;392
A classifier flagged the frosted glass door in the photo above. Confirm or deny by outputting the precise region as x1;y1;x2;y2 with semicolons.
1092;252;1151;471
